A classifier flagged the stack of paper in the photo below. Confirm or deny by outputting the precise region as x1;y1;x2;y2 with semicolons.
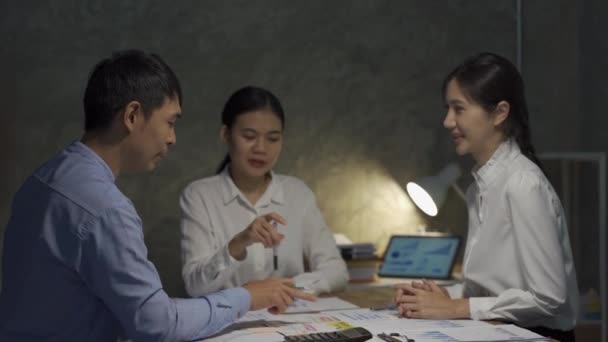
338;242;377;260
336;239;380;282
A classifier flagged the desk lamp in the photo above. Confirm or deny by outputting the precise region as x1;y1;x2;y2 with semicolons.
406;163;463;217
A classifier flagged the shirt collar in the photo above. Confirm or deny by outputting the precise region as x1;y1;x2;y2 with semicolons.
70;140;116;182
219;165;284;207
471;139;519;190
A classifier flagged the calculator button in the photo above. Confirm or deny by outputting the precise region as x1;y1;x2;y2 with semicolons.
320;332;334;340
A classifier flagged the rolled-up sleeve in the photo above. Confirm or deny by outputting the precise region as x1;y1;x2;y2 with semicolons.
78;204;250;342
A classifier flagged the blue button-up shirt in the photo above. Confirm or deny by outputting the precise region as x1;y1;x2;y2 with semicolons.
0;141;250;341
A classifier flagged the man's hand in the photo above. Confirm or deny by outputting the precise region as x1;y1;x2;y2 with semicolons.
393;281;469;319
243;278;317;314
229;213;286;260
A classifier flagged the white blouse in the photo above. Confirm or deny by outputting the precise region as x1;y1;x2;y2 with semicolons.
179;168;348;297
447;139;579;330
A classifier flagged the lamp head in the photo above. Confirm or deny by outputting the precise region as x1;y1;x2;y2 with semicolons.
406;163;461;217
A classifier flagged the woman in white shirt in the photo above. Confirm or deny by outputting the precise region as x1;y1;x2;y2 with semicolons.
180;86;348;298
394;53;578;342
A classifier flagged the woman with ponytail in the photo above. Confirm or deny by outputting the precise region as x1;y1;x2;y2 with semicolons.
179;86;348;298
394;53;578;342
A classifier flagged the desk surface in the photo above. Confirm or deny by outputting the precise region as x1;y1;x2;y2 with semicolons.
329;287;558;342
345;277;461;290
333;286;395;308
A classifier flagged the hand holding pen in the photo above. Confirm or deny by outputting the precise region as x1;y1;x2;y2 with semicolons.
228;212;287;260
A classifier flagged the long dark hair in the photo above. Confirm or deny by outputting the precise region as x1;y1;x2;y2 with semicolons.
442;52;541;167
216;86;285;173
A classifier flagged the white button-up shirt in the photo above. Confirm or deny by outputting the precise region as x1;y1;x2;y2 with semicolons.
448;139;579;330
179;168;348;297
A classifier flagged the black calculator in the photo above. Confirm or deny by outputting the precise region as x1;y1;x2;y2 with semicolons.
283;327;372;342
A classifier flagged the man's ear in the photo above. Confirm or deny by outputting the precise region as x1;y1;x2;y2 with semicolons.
219;125;230;144
122;101;143;133
493;100;510;127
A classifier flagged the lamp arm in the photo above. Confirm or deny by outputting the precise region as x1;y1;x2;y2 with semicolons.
450;183;466;201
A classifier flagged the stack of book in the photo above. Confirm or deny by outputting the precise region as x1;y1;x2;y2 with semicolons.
337;242;376;260
337;243;380;283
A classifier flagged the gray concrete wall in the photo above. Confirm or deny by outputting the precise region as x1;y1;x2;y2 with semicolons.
522;0;581;151
579;1;608;337
5;1;590;297
580;0;608;152
0;51;16;270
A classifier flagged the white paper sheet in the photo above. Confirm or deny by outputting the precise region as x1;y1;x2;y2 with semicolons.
369;324;548;342
208;305;546;342
283;296;359;313
361;317;491;333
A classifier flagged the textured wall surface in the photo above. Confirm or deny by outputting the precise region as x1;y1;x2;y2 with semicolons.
580;0;608;152
579;1;608;337
1;1;528;296
522;0;581;151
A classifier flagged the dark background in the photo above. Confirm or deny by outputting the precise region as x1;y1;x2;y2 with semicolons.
0;5;605;332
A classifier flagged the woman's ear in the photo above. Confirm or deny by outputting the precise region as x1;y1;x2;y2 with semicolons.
493;100;510;127
219;125;229;144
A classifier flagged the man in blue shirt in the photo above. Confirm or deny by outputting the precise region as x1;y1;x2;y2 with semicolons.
0;50;314;341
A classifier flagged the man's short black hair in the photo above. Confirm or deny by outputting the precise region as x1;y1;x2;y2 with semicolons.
83;50;182;132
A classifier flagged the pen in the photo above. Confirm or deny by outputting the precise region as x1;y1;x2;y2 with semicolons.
272;221;278;270
376;333;401;342
396;333;414;342
377;332;415;342
370;303;397;311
